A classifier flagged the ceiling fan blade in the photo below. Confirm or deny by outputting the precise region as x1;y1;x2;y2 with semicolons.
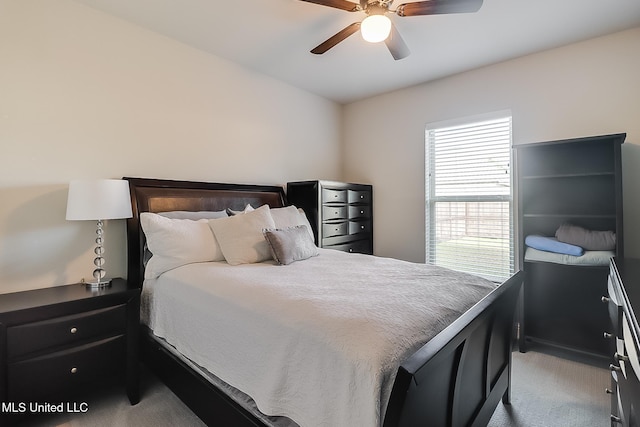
311;22;361;55
396;0;483;16
299;0;361;12
385;23;410;60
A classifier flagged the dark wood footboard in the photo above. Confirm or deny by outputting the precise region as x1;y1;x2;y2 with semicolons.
383;271;523;427
141;271;522;427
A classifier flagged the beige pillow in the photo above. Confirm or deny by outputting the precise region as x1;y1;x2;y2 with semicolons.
140;212;224;279
270;205;315;240
208;204;276;265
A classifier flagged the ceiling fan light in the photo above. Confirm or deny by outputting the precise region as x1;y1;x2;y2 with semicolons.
360;15;391;43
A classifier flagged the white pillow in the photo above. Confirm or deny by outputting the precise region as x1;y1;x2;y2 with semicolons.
208;204;276;265
159;210;228;220
270;205;315;240
226;204;255;216
140;212;224;279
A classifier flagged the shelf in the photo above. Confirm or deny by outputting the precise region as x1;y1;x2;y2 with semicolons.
522;172;615;180
522;213;616;219
523;259;609;268
516;134;624;361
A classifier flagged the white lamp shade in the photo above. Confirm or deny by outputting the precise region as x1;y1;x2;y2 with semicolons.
361;15;392;43
66;179;133;220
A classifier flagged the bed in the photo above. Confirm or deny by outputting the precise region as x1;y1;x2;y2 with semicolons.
124;177;523;427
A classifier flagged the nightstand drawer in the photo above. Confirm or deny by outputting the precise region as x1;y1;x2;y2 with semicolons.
7;304;126;360
7;335;125;401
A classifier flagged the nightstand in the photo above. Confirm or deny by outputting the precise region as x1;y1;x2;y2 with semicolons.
0;279;140;413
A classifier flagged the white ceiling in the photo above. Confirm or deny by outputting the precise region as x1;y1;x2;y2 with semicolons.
73;0;640;104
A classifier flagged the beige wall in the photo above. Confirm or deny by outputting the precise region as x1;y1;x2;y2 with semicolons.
2;1;638;294
0;0;342;293
343;27;640;263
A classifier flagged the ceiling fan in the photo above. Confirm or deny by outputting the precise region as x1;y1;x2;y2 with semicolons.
300;0;483;60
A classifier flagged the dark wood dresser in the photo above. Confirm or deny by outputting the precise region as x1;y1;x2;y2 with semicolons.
516;133;625;361
287;180;373;254
607;258;640;426
0;278;140;421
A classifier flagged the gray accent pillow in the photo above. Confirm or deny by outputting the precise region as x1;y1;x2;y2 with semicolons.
555;223;616;251
263;225;319;265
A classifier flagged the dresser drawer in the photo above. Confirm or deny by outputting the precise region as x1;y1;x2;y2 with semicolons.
610;372;620;421
348;190;371;204
608;275;620;305
349;220;371;235
605;293;623;340
7;335;125;401
325;239;371;254
623;316;640;379
322;206;348;221
349;205;370;219
7;304;127;360
322;188;347;203
323;221;348;238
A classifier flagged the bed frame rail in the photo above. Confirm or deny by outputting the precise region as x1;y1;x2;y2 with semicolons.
383;271;522;427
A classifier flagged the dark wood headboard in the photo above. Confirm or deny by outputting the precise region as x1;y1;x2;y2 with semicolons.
124;177;287;288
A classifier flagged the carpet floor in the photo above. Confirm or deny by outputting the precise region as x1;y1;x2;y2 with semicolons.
15;350;610;427
487;351;610;427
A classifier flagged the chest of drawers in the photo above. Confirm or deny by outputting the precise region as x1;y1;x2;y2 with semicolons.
287;180;373;254
606;258;640;426
0;279;140;418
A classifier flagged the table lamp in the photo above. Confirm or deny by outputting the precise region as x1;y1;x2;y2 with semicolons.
66;179;132;288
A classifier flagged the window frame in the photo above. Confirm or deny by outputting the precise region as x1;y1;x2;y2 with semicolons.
425;111;515;282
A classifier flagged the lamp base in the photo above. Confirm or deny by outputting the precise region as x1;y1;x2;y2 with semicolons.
85;278;112;289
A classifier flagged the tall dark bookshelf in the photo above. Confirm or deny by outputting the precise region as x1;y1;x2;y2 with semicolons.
516;133;625;362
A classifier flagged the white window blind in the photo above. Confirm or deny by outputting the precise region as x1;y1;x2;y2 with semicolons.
426;115;514;282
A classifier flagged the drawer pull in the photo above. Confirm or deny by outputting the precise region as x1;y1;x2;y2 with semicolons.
605;388;614;394
349;248;353;253
615;352;630;362
70;327;78;334
604;332;613;339
360;210;364;214
602;296;610;303
360;195;364;199
70;367;78;374
611;415;622;424
610;364;622;372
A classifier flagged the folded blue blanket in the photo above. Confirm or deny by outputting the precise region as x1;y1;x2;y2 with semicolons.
525;235;584;256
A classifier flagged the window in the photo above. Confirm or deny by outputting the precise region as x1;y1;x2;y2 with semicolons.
425;113;513;282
